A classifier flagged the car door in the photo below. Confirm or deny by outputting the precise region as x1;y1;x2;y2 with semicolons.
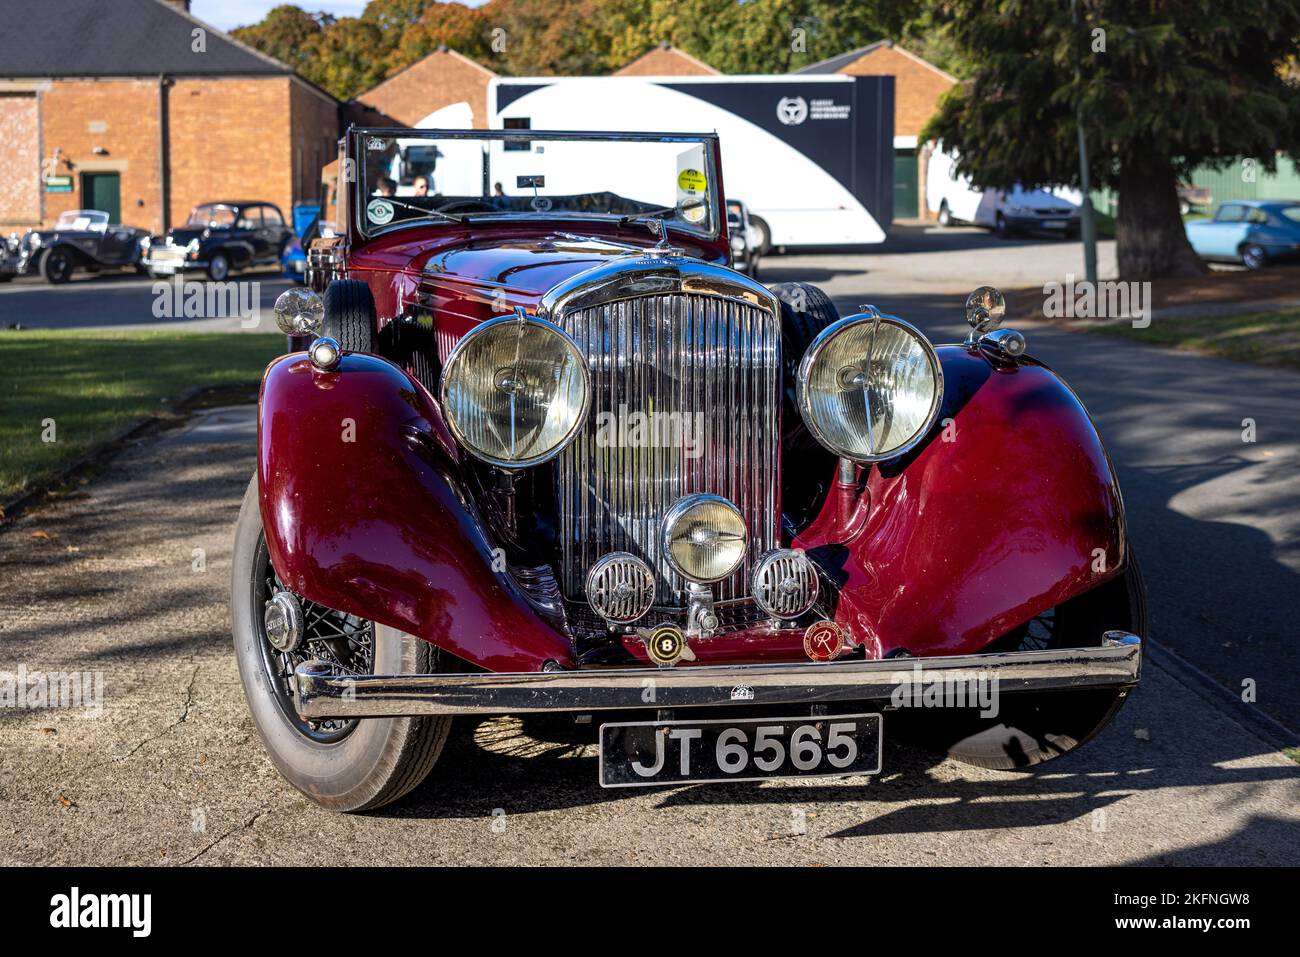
97;226;138;264
258;205;289;261
1194;203;1249;258
1248;206;1292;253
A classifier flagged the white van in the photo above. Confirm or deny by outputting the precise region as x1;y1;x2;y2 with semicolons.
926;147;1082;238
490;75;896;249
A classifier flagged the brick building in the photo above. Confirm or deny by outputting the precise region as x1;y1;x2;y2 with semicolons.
614;42;720;77
355;45;497;128
350;40;719;132
0;0;340;234
798;41;956;218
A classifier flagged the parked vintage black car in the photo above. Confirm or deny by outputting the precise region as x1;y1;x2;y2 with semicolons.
142;201;293;281
0;233;21;282
2;210;150;284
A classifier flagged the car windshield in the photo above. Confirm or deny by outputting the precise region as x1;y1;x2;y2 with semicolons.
356;130;720;240
186;205;237;228
56;210;108;231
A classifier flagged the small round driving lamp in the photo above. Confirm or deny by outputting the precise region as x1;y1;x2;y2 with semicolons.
661;494;748;583
309;336;340;371
796;309;943;463
440;312;590;468
273;287;325;336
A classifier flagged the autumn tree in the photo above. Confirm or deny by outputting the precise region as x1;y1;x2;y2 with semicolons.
231;5;331;77
232;0;923;99
377;1;491;74
924;0;1300;279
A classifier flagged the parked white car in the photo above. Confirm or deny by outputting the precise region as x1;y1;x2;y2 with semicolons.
926;148;1082;238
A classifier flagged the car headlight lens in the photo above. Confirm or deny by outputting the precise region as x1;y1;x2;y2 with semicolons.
28;233;41;250
440;312;589;467
662;494;748;583
796;311;943;462
186;238;200;253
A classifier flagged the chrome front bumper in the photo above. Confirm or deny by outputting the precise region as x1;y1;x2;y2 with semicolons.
293;632;1142;720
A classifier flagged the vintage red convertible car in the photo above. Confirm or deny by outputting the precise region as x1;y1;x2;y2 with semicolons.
232;128;1144;811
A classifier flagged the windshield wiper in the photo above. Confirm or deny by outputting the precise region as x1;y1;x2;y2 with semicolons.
375;197;466;224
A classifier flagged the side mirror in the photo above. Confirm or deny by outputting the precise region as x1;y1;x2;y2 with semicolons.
274;287;324;336
965;285;1005;335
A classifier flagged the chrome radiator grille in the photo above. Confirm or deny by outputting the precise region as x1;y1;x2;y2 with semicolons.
556;292;779;605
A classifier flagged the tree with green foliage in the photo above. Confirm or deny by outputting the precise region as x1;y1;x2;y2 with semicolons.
924;0;1300;279
230;5;331;78
231;0;921;97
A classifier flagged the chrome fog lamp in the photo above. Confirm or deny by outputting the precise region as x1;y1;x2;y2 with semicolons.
662;494;747;583
440;310;590;468
796;307;943;463
751;548;819;620
586;552;656;624
273;287;325;336
309;336;340;371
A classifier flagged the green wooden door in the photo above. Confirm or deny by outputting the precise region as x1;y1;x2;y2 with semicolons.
82;172;121;224
893;149;918;219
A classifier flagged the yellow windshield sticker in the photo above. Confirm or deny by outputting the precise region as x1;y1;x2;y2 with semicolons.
677;168;707;194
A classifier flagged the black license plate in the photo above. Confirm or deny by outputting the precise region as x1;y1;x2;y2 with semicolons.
599;713;882;788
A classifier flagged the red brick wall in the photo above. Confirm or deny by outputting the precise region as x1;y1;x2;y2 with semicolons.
0;93;40;225
837;46;954;139
356;50;493;127
167;76;293;227
290;78;340;207
38;78;163;230
614;46;719;76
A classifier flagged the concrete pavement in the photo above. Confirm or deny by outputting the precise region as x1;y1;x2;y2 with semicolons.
0;405;1295;865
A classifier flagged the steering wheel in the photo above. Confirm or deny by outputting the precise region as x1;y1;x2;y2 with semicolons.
438;200;500;215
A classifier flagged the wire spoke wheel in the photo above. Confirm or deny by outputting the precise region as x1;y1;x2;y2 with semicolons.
251;534;374;743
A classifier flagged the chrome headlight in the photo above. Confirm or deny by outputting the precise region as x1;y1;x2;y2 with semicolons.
440;312;590;468
186;238;200;253
661;494;747;583
28;232;41;250
796;310;943;462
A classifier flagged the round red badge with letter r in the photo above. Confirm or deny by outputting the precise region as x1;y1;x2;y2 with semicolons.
803;621;845;662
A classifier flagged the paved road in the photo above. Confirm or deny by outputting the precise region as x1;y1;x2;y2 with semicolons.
0;268;294;333
0;405;1295;865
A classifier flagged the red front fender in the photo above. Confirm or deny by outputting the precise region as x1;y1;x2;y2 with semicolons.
257;353;575;672
794;345;1128;658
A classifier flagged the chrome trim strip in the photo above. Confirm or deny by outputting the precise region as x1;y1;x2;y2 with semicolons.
293;632;1143;718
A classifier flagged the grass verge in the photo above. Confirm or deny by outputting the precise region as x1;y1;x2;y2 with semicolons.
1086;306;1300;372
0;330;282;503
